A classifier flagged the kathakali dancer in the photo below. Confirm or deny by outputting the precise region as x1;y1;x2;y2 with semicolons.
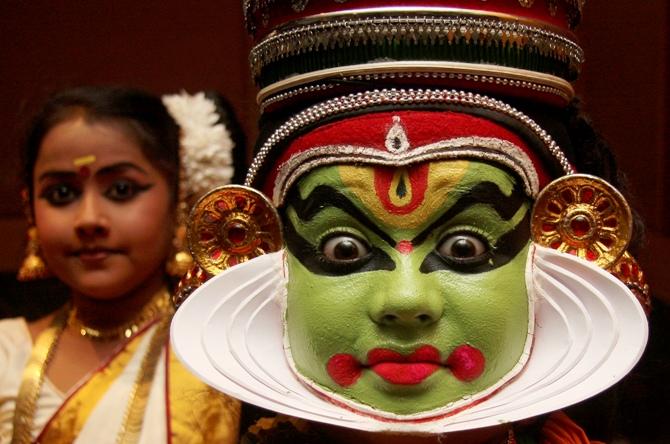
171;1;650;442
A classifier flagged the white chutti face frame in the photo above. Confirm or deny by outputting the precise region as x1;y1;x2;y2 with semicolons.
170;245;647;434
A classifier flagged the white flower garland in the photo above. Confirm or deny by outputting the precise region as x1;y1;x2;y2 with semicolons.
162;91;235;200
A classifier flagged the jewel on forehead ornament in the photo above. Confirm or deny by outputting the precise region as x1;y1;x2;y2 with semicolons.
531;174;632;269
386;116;410;153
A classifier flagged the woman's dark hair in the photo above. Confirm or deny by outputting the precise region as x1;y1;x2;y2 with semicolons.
22;86;180;204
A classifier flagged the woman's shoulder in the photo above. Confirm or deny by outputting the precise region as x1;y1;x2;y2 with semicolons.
0;317;32;382
0;317;31;347
0;313;58;367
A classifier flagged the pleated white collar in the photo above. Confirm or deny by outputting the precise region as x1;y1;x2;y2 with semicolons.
171;245;647;434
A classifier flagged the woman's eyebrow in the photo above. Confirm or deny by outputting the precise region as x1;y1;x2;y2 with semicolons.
37;162;149;183
95;162;149;177
287;184;397;247
411;180;526;245
37;170;77;183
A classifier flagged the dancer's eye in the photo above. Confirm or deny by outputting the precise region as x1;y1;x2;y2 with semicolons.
321;234;371;263
436;233;489;262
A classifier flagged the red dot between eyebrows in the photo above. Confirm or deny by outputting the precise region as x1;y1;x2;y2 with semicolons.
78;166;91;178
396;240;413;255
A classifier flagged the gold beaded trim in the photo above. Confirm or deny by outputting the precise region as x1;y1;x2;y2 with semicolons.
173;265;211;308
609;251;651;315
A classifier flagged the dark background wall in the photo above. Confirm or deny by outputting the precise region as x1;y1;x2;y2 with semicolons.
0;0;256;275
1;1;668;441
1;1;667;301
577;1;670;303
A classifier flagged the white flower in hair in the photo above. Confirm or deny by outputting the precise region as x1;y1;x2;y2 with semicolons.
162;91;235;200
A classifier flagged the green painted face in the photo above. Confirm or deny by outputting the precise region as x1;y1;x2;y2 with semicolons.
282;159;532;415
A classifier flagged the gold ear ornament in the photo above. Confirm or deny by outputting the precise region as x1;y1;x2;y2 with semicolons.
531;174;632;269
531;174;651;314
171;185;282;308
166;201;194;278
17;226;50;281
187;185;283;276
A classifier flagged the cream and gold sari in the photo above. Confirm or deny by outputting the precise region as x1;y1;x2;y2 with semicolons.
0;317;239;444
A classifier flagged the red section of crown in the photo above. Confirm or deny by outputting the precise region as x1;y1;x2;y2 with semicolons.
247;0;580;39
263;110;551;200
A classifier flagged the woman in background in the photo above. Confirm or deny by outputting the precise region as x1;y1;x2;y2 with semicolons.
0;86;241;443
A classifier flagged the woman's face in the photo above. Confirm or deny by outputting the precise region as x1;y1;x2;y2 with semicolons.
283;159;532;415
32;117;174;299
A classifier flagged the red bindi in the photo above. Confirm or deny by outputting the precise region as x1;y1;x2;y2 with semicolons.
396;240;413;255
73;154;96;178
78;165;91;178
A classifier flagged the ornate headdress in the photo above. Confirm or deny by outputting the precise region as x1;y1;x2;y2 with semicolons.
171;0;649;435
245;0;585;111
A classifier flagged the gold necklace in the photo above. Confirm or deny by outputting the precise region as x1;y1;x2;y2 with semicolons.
68;289;172;341
116;317;171;444
12;288;173;444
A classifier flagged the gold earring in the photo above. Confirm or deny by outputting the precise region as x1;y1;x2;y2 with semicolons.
166;197;195;278
17;226;50;281
531;174;633;269
166;221;194;278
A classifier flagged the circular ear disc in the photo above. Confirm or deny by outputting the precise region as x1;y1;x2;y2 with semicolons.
187;185;283;275
531;174;632;269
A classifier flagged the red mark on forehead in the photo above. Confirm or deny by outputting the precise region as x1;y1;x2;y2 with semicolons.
373;163;429;215
78;165;91;178
73;154;96;179
396;240;413;255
